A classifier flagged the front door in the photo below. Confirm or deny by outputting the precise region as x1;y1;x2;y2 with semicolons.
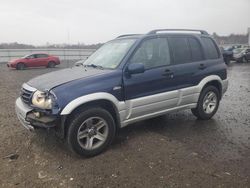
123;37;179;119
25;54;37;67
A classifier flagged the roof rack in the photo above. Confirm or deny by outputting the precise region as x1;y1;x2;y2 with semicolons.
116;34;140;38
147;29;209;35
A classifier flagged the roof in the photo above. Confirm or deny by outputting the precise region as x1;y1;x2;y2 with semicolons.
116;29;209;39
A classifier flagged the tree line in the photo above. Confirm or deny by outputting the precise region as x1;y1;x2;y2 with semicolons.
0;42;103;49
0;33;249;49
212;33;249;45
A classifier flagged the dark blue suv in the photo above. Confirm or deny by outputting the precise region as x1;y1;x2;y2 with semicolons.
15;29;228;157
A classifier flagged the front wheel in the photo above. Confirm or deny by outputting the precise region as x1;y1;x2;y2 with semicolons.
16;63;25;70
67;107;116;157
191;86;220;120
47;61;56;68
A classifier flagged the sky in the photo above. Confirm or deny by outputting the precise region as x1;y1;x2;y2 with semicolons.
0;0;249;45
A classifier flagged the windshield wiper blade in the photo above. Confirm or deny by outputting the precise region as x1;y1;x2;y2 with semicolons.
84;64;104;69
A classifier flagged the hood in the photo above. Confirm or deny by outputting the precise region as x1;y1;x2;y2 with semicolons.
27;67;112;91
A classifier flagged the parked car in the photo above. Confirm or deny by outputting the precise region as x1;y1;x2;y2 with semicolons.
15;29;228;157
7;53;60;70
223;45;242;52
233;48;250;63
220;47;233;65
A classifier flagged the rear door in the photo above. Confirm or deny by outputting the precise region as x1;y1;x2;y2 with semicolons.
167;36;206;106
35;54;49;66
199;37;222;81
169;36;210;86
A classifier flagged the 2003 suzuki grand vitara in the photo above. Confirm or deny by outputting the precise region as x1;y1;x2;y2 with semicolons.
16;29;228;157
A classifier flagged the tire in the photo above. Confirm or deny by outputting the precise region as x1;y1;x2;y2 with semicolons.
224;57;230;65
191;85;220;120
16;63;25;70
67;107;116;157
242;57;247;63
47;61;56;68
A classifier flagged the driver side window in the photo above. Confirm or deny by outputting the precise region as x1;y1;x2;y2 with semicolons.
130;38;171;69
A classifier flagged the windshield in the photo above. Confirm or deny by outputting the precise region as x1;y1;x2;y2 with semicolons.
22;54;31;58
83;39;136;69
224;46;233;51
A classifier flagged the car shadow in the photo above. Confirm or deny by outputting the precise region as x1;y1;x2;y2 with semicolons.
30;110;224;159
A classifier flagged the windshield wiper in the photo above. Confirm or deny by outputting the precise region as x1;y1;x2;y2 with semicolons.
84;64;104;69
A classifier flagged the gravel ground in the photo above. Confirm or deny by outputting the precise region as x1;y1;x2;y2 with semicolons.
0;62;249;188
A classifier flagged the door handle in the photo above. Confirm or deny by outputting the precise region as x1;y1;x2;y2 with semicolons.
198;63;206;70
162;69;174;78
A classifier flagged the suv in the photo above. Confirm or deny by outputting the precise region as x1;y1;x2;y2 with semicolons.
7;53;60;70
15;29;228;157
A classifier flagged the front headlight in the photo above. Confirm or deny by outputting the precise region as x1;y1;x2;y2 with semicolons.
32;90;54;109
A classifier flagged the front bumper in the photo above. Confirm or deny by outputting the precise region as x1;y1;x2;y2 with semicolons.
15;97;58;130
15;97;34;131
7;63;15;68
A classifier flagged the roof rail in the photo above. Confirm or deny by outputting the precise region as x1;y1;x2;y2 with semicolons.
147;29;209;35
116;34;140;38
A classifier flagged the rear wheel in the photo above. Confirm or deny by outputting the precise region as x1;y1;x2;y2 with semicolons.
67;107;116;157
47;61;56;68
16;63;25;70
191;86;220;120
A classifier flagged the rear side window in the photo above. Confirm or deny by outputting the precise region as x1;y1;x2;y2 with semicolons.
36;54;48;58
188;38;203;61
168;37;191;64
201;38;219;59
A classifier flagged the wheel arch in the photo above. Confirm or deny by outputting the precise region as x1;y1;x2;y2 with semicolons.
198;75;223;99
17;62;26;66
60;93;123;138
16;62;26;69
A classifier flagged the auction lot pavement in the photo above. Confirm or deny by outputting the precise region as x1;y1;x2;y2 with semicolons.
0;62;249;188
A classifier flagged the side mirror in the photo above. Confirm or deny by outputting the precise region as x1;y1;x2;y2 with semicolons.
127;63;145;75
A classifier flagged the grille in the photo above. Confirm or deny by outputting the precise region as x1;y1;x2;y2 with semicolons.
21;87;33;105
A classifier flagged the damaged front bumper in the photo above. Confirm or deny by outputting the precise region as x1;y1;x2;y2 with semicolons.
15;97;58;131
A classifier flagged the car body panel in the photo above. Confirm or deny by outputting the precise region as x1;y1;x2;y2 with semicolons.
27;67;113;91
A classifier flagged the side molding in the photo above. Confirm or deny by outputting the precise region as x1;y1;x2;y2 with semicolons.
60;75;228;128
60;92;126;115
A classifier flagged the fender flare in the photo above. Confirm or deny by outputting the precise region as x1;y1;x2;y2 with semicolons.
60;92;125;115
197;75;223;90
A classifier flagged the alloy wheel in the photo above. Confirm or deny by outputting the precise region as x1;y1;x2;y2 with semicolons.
202;91;218;114
77;117;109;150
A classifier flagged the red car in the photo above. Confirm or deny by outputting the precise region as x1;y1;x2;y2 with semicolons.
7;53;60;70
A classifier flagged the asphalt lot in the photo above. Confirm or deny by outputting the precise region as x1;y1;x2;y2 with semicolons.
0;61;249;187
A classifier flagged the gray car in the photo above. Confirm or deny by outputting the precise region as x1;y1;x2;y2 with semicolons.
234;48;250;63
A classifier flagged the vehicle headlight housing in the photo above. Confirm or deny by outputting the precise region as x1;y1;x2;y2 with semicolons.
32;90;55;109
